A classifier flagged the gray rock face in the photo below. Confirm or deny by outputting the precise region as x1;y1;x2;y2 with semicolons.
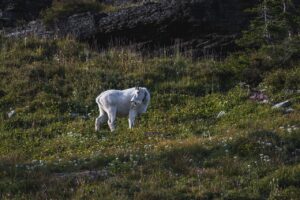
3;0;259;56
5;20;52;38
56;12;102;39
94;0;257;56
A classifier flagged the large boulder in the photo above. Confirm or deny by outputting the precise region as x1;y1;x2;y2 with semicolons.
94;0;259;56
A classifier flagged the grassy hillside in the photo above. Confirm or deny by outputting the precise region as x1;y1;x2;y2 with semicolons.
0;36;299;199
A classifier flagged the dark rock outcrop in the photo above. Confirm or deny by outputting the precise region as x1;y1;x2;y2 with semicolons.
94;0;258;56
3;0;259;57
0;0;52;28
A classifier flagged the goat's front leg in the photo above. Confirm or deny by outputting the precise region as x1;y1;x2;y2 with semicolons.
128;109;137;129
107;107;117;132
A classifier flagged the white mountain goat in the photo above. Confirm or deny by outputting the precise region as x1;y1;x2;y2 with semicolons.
95;87;150;132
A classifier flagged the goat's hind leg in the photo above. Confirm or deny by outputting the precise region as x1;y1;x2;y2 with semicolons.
95;104;108;132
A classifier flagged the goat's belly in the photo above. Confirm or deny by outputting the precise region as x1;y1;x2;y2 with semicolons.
116;107;130;117
116;112;129;117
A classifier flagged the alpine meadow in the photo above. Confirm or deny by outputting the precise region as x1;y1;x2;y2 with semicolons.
0;0;300;199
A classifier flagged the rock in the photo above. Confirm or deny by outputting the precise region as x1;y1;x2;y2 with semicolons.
55;12;105;39
7;110;16;118
217;111;226;118
249;90;269;103
4;12;107;40
5;20;53;38
272;100;292;109
3;0;259;57
94;0;258;57
284;108;294;114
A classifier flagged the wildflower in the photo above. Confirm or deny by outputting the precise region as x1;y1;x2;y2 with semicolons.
259;154;264;158
265;142;272;146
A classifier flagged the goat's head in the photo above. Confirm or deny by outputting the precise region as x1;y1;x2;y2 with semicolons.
131;87;148;105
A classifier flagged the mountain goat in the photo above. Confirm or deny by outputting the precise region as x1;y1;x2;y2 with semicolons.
95;87;150;132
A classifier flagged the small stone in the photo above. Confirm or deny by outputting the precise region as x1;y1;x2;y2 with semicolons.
217;111;226;118
272;100;291;109
284;108;294;114
7;110;16;118
262;99;269;104
250;91;268;102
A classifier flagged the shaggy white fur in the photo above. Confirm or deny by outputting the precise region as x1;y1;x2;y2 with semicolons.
95;87;150;132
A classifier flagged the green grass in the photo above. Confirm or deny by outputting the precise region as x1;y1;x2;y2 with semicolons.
0;36;299;199
41;0;114;25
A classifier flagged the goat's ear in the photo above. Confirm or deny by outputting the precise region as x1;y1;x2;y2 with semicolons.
135;86;139;90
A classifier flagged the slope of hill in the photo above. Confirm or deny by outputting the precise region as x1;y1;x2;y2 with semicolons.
0;35;299;199
0;0;300;199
